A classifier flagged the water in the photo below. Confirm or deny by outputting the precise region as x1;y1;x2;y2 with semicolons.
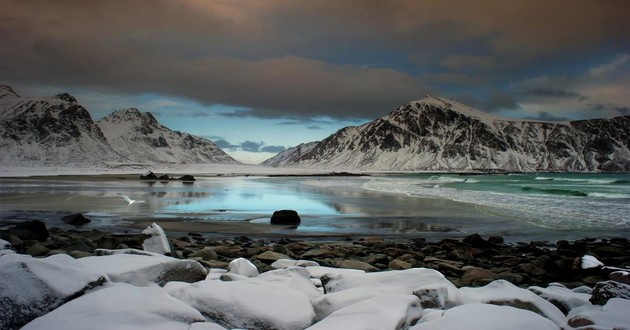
361;173;630;232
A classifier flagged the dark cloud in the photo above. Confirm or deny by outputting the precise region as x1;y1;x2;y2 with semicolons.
455;91;518;113
307;125;323;130
261;145;286;153
1;0;629;120
240;141;265;152
523;88;587;100
525;111;570;122
213;139;238;149
590;103;630;116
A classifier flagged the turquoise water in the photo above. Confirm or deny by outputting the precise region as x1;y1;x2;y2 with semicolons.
362;173;630;232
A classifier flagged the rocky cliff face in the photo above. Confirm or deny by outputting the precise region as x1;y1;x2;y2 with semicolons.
285;96;630;172
0;84;239;166
96;108;238;164
0;84;124;165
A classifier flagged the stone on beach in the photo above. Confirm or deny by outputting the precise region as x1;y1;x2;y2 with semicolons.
78;248;207;286
589;280;630;305
565;298;630;329
410;303;558;330
270;209;301;225
168;278;316;330
228;257;259;277
0;252;106;329
61;213;92;226
307;294;422;330
6;220;49;241
271;258;320;269
256;266;323;300
21;283;206;330
142;222;176;257
528;283;592;314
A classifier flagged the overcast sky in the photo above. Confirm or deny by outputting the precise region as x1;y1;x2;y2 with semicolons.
2;0;629;163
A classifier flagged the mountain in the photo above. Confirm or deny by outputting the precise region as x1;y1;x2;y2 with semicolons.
96;108;238;164
0;84;124;165
280;96;630;172
261;141;319;166
0;84;239;166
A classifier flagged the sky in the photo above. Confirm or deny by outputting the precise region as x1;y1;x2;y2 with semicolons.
1;0;629;164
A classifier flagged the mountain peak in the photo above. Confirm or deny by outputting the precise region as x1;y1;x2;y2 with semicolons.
55;93;78;104
0;84;20;99
403;95;497;123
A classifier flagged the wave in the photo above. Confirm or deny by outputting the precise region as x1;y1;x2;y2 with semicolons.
521;186;588;197
534;176;630;185
588;192;630;199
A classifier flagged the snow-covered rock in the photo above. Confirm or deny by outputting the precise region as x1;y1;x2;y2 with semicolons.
21;283;205;330
96;108;238;164
271;258;320;269
305;265;365;279
456;279;566;325
142;223;174;256
78;249;207;286
169;278;316;330
581;254;604;269
411;303;558;330
589;280;630;305
312;286;389;321
307;294;422;330
0;238;13;250
565;298;630;329
256;266;322;300
228;257;259;277
0;253;106;329
528;283;592;314
279;95;630;172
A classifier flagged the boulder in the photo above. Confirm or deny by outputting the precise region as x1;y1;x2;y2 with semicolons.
21;283;205;330
178;175;196;181
7;220;49;241
528;283;591;314
78;249;207;286
188;247;219;261
460;267;499;286
256;250;292;263
0;253;107;329
228;257;259;277
257;267;322;300
270;210;301;225
140;171;158;180
565;298;630;329
308;294;422;330
142;223;176;257
61;213;91;226
589;280;630;305
610;270;630;285
411;303;558;330
168;278;316;330
271;258;320;269
335;259;379;272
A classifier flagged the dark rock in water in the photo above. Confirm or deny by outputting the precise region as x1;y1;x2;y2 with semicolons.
61;213;91;226
178;175;195;181
270;210;301;225
8;220;49;241
158;174;171;181
463;233;492;248
140;171;158;180
590;280;630;305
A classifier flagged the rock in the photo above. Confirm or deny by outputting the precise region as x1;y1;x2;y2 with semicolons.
388;258;413;270
565;298;630;329
178;175;196;181
78;249;207;286
581;254;604;269
158;174;171;180
168;278;316;330
308;294;422;330
0;239;14;252
68;250;93;258
610;270;630;285
140;171;158;180
463;233;492;248
301;247;342;259
7;220;49;241
142;222;176;257
528;283;591;314
213;245;243;258
61;213;91;226
457;279;566;325
228;257;259;277
460;267;499;286
270;209;301;225
21;283;205;330
0;253;107;329
188;247;219;261
256;250;292;263
589;280;630;305
26;243;50;257
271;258;320;269
411;303;558;330
62;239;95;253
488;236;504;245
257;267;322;300
335;259;379;272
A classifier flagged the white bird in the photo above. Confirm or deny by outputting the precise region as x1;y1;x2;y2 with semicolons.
117;193;146;206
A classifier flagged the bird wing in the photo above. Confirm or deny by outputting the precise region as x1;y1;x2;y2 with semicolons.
117;193;134;204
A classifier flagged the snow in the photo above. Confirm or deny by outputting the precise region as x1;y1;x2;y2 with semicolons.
142;222;172;255
272;258;320;269
227;257;259;277
21;283;205;330
410;303;558;330
528;283;592;313
581;254;604;269
168;278;316;330
456;279;566;325
77;250;207;286
564;298;630;329
307;294;422;330
256;266;323;300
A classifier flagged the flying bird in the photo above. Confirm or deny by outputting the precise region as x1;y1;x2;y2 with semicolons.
117;193;146;205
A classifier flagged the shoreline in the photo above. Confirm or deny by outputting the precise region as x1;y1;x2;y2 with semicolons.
2;221;629;289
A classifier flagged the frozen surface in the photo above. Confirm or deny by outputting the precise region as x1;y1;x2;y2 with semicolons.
565;298;630;329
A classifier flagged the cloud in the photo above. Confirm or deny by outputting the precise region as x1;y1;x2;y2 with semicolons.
455;91;518;113
261;145;286;153
522;88;587;100
240;140;264;152
525;111;570;122
213;139;238;149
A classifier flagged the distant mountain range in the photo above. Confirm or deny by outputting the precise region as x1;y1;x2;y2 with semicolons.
0;84;238;166
269;96;630;172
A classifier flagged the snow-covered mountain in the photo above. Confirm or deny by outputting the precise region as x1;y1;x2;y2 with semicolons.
261;141;319;166
0;84;238;166
281;96;630;172
96;108;238;164
0;84;124;165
